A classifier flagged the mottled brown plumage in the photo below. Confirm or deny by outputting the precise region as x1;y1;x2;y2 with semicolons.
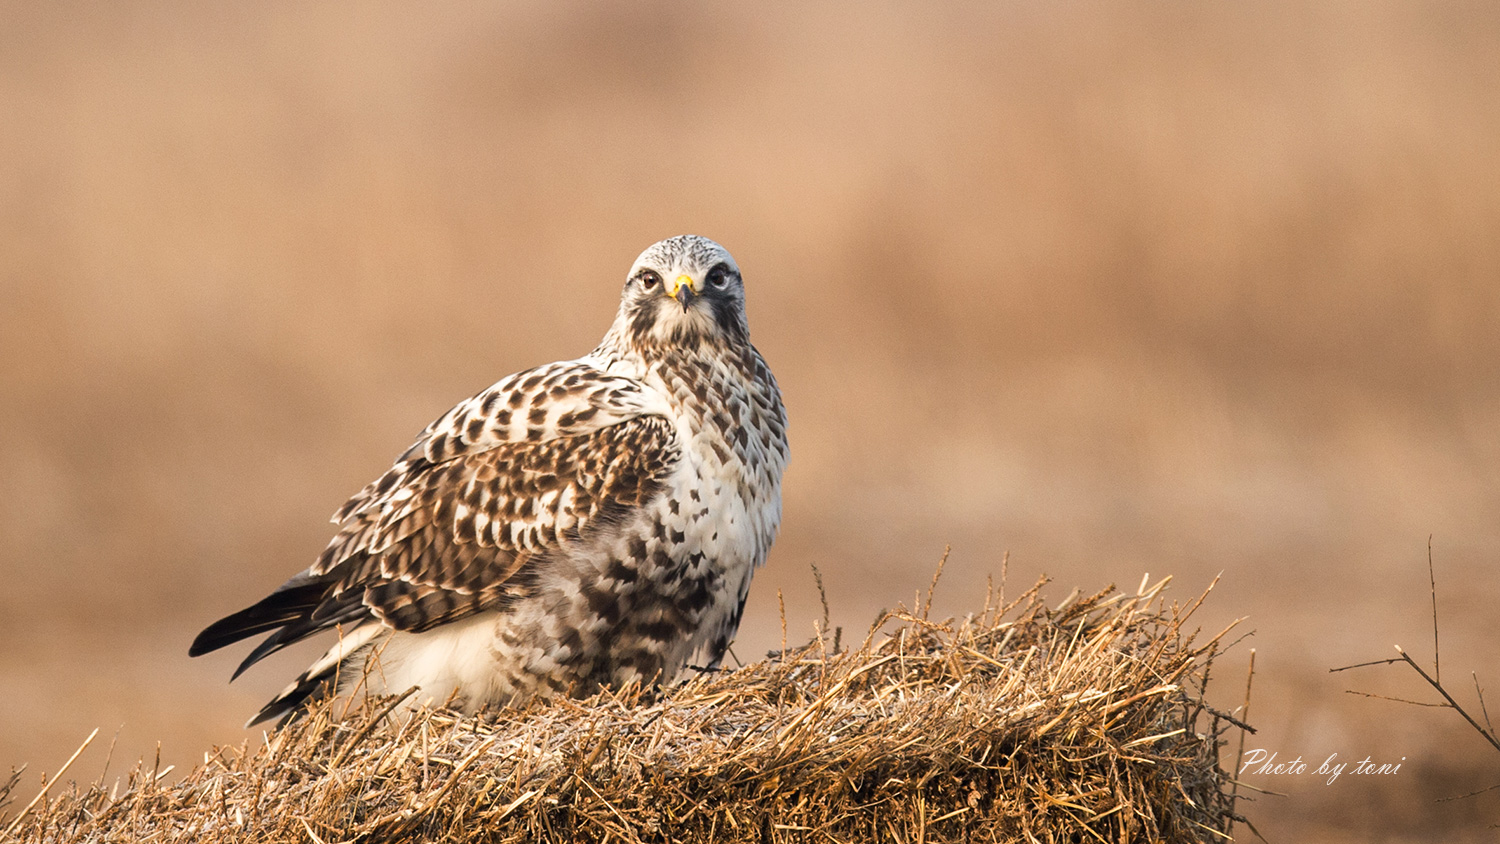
191;235;788;726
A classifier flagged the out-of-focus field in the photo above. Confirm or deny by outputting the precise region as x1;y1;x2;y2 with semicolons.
2;1;1497;839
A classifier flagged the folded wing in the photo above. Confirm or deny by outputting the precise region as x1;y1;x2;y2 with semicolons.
190;361;679;695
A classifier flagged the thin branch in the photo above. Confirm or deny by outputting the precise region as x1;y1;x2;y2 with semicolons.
1329;657;1404;673
1394;646;1500;755
1476;672;1495;736
1437;781;1500;802
1428;535;1440;685
1342;689;1446;708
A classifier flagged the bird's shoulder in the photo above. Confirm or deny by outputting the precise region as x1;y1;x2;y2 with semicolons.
332;356;670;525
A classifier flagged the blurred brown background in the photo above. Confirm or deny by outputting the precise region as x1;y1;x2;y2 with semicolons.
3;1;1498;839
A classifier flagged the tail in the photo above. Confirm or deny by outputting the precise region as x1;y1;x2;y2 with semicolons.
245;622;384;728
190;567;376;725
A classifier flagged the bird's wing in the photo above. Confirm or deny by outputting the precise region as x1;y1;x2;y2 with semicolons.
333;359;664;524
317;409;678;631
190;360;678;670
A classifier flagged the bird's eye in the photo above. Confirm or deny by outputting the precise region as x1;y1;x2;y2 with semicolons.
638;271;662;289
707;264;731;288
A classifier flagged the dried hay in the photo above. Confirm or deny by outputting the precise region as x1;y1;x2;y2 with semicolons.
2;574;1246;843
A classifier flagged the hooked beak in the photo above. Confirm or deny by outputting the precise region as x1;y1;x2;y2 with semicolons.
670;275;698;312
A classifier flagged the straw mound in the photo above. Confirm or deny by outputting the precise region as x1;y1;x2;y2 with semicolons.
3;575;1244;843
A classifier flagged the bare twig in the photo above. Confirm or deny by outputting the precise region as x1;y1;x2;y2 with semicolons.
1476;672;1495;736
1329;657;1404;673
1437;782;1500;803
1393;646;1500;755
1332;547;1500;811
1342;689;1446;707
1428;535;1440;685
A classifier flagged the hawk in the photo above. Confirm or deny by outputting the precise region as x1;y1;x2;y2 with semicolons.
190;235;788;727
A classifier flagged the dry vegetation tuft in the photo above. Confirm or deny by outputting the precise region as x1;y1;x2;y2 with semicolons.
3;577;1244;843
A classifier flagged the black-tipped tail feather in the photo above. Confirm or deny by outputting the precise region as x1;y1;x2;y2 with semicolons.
191;568;379;724
189;571;330;657
245;622;383;728
246;670;331;729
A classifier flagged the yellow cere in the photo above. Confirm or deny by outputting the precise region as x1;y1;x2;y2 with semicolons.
674;275;697;294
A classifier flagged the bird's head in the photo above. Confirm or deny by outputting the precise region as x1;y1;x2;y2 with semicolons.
613;235;749;355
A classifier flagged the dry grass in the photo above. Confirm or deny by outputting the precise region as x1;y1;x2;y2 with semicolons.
1;576;1244;843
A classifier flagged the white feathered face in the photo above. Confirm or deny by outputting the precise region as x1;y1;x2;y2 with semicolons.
621;235;748;350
